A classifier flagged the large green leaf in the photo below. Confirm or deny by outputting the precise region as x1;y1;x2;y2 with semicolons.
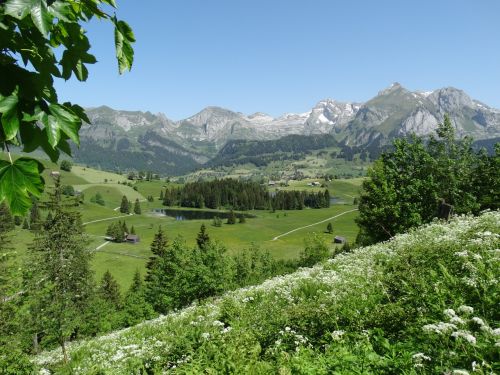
40;111;60;147
5;0;53;36
4;0;36;19
114;18;135;74
0;157;45;215
48;103;81;146
0;94;20;140
30;0;53;36
48;1;73;23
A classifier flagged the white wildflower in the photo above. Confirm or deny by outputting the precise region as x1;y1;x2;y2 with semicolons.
450;316;465;325
471;317;485;327
492;328;500;337
412;352;431;361
458;305;474;314
451;330;476;344
444;309;457;318
480;325;493;334
454;251;468;258
452;370;470;375
201;332;210;340
330;330;345;341
111;350;126;362
462;277;477;287
423;322;457;334
212;320;224;327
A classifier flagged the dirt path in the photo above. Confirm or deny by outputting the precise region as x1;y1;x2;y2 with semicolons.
82;214;132;226
95;241;111;251
271;208;358;241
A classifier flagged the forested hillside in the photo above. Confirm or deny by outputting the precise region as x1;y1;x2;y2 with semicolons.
207;134;339;168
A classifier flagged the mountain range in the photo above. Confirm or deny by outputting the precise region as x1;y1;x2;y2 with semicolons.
72;83;500;174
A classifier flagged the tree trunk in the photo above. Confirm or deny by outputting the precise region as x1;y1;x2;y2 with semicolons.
60;336;68;363
32;332;40;354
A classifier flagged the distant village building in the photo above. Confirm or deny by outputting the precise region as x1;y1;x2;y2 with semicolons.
126;234;140;244
333;236;346;244
50;171;60;178
268;181;276;186
308;181;321;187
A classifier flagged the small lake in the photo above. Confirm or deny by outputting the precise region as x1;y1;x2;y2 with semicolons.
154;208;257;221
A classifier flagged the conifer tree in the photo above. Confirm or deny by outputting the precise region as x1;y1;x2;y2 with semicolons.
122;270;155;326
0;206;13;300
91;192;105;206
0;201;15;232
0;194;25;370
29;199;41;231
134;199;141;214
120;195;130;214
130;226;136;235
226;210;236;225
106;222;126;242
22;218;29;230
23;180;94;362
99;271;122;309
145;226;171;313
326;222;333;234
196;224;210;249
212;216;222;227
121;221;129;235
159;190;164;201
324;189;331;208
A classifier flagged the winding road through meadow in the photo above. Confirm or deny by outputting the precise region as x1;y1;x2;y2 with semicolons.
271;208;358;241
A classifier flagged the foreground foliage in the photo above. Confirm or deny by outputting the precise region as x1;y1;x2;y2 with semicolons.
33;211;499;374
0;0;134;215
357;115;500;245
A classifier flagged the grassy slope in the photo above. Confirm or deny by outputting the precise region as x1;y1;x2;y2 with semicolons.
10;161;362;289
86;202;359;288
35;212;500;374
81;175;363;288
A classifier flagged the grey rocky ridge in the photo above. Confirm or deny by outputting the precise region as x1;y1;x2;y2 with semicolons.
74;83;500;173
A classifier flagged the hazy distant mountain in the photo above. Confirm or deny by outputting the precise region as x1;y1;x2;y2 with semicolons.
74;84;500;174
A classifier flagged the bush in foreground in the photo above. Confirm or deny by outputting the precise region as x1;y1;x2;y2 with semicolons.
34;212;499;374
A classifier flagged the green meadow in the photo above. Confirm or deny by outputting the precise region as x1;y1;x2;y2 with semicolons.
10;164;363;289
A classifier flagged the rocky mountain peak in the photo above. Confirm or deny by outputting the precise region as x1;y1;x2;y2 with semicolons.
186;106;241;125
82;84;500;155
428;87;475;112
247;112;275;124
377;82;405;96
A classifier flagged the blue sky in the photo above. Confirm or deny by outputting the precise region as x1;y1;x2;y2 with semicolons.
55;0;500;120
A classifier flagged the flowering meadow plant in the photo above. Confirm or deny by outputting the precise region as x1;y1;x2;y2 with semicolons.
33;212;499;374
